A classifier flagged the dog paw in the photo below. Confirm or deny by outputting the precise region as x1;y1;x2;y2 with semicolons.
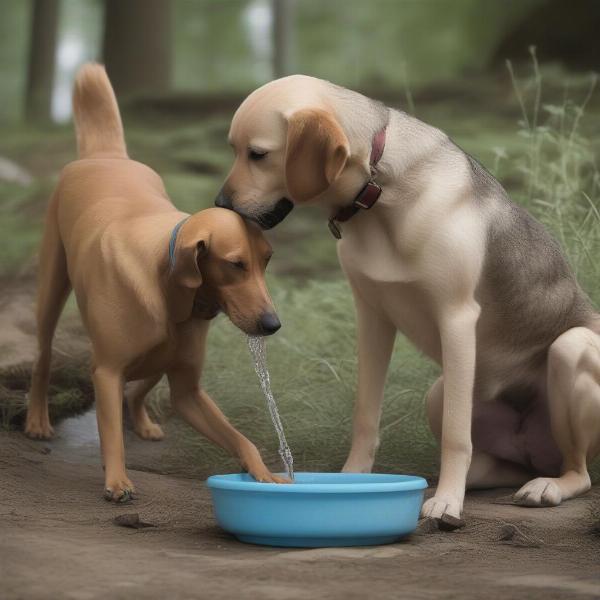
239;443;290;484
513;478;562;507
421;494;462;520
134;422;164;441
251;468;290;484
104;477;135;503
24;418;54;440
245;459;290;484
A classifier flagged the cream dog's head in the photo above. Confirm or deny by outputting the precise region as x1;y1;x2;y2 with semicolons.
216;75;381;228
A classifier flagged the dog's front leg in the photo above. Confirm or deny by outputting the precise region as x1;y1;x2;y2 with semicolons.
92;365;134;502
421;302;479;520
342;288;396;473
168;369;288;483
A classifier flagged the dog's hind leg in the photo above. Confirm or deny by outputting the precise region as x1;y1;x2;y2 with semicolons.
25;198;71;439
514;326;600;506
466;453;531;489
125;374;164;440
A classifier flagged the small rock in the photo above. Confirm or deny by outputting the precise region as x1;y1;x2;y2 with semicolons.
40;446;51;455
416;515;466;533
499;522;542;547
415;517;440;534
438;514;466;532
113;513;156;529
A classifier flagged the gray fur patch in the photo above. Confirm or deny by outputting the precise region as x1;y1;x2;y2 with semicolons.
472;163;592;365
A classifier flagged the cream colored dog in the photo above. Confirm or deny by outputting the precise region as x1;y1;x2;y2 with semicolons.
216;75;600;522
25;64;286;501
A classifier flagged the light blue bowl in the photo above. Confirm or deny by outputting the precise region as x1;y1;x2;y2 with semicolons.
206;472;427;547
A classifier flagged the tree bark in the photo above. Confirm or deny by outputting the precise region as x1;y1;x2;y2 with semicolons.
272;0;295;79
25;0;60;122
102;0;171;98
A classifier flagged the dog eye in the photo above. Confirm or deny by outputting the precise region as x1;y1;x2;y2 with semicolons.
248;149;267;161
230;260;246;271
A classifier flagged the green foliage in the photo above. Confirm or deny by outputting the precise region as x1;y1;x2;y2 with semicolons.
504;49;600;304
0;0;550;122
295;0;543;89
0;1;30;121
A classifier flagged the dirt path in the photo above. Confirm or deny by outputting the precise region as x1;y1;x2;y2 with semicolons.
1;432;599;600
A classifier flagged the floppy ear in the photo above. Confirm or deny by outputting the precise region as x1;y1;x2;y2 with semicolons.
166;235;209;323
284;108;350;203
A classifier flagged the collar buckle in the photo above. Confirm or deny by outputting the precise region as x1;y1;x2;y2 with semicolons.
354;180;382;210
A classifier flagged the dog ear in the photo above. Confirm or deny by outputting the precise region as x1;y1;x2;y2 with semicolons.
284;108;350;203
166;235;210;323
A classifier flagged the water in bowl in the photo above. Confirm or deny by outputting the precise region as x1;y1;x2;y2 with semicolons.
247;335;294;480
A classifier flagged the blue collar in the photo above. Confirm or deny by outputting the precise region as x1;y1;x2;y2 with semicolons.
168;217;190;271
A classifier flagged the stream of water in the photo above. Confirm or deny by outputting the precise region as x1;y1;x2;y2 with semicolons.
247;335;294;481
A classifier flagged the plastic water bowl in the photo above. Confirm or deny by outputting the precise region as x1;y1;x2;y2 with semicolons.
206;472;427;548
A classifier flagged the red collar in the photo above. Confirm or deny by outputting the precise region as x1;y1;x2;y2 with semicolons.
328;125;386;239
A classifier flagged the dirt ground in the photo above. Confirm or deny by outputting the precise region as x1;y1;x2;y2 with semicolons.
1;429;599;600
2;282;600;600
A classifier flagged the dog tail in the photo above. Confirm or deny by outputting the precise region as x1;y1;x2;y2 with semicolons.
72;63;128;159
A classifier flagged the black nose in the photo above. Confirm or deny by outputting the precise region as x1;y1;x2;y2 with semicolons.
215;188;233;209
258;312;281;336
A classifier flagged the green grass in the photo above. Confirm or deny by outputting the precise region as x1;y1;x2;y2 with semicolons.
0;361;93;431
148;278;440;477
506;53;600;296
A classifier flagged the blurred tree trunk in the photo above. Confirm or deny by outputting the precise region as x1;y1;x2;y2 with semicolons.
272;0;295;78
102;0;171;97
25;0;60;122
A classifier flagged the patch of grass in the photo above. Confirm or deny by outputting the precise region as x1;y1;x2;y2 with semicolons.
150;277;440;477
0;361;93;431
503;49;600;305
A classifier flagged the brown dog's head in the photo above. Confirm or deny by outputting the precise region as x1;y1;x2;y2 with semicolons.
215;76;370;229
166;208;279;335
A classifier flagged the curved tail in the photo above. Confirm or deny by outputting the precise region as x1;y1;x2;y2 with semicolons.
72;63;127;159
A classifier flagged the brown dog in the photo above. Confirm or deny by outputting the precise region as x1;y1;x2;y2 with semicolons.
25;64;286;501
